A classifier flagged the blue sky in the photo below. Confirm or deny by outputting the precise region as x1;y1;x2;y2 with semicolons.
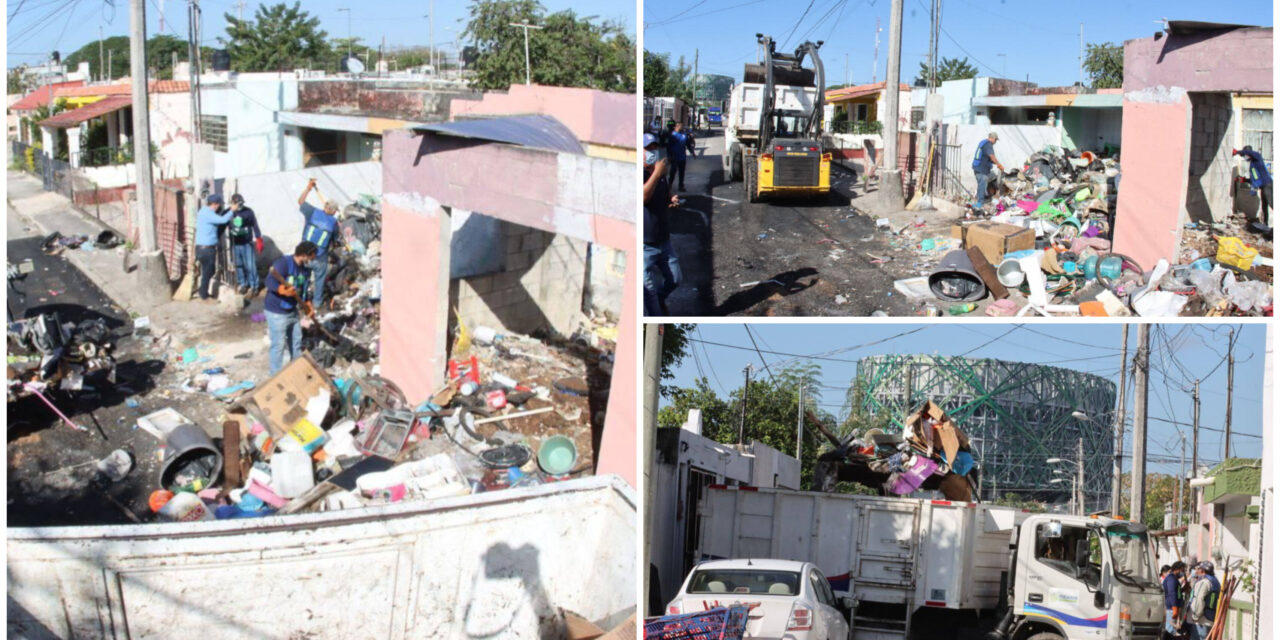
643;0;1274;86
7;0;636;68
663;323;1269;477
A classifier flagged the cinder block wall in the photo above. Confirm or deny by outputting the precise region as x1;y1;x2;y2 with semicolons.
453;221;588;338
1186;93;1235;224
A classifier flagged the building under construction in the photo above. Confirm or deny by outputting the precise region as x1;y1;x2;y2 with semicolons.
854;355;1116;511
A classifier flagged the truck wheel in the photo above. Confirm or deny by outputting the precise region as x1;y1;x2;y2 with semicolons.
1025;633;1065;640
730;145;743;181
745;155;759;203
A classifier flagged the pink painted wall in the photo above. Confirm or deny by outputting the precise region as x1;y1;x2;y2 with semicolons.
449;84;636;149
1123;28;1272;93
1113;94;1192;269
380;127;637;487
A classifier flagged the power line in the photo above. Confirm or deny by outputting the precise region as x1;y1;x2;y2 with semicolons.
743;325;777;382
779;0;819;50
958;326;1021;357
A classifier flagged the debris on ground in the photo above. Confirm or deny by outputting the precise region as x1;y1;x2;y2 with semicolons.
7;312;118;400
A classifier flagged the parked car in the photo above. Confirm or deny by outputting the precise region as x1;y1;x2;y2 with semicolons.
665;558;851;640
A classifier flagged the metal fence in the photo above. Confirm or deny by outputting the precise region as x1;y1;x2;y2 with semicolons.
929;142;969;199
73;145;134;168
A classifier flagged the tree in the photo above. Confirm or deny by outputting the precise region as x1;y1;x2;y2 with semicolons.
8;68;23;94
463;0;634;92
993;492;1048;512
658;324;695;397
644;50;692;103
914;56;977;85
1082;42;1123;89
223;2;331;72
1116;472;1190;530
63;34;210;81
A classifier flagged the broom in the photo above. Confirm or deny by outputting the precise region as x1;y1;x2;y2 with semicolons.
172;217;198;301
906;137;937;211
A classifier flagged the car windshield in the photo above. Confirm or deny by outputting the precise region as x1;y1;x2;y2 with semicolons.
686;569;802;596
1106;525;1159;587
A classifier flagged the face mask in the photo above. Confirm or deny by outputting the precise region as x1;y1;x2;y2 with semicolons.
644;150;658;165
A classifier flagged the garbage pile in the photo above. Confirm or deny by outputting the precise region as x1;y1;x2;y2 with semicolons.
814;401;977;501
139;317;606;521
900;145;1273;317
7;313;118;399
305;195;382;370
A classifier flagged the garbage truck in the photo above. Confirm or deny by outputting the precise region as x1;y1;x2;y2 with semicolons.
694;485;1165;640
722;34;831;202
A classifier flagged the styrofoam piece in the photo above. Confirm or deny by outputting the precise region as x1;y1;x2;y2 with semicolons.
135;408;194;440
893;276;933;298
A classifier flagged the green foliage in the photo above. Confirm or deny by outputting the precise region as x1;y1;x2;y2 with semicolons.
644;50;693;103
993;492;1047;512
1117;472;1191;530
8;68;24;94
694;74;734;104
223;2;331;72
659;324;695;397
62;34;200;81
1083;42;1123;89
657;364;840;491
464;0;634;92
915;56;978;85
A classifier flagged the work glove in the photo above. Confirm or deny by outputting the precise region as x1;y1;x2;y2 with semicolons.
279;284;297;298
254;238;263;254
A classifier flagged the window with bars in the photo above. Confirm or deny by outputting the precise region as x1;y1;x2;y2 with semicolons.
1243;108;1272;165
198;114;228;152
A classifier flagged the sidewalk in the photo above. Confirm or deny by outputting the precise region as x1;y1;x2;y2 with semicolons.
7;170;274;385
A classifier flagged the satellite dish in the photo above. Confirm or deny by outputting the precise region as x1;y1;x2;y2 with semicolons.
347;57;365;74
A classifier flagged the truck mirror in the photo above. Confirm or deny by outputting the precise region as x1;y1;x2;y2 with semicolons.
1093;590;1106;609
1075;539;1090;569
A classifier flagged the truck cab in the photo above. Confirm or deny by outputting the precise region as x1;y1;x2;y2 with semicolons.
1001;515;1164;640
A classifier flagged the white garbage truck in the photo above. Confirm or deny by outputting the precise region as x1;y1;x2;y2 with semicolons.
695;486;1165;640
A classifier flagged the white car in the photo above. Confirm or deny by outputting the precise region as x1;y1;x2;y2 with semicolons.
665;558;851;640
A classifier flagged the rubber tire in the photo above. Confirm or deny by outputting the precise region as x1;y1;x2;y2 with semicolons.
745;154;760;203
1026;632;1065;640
730;144;743;181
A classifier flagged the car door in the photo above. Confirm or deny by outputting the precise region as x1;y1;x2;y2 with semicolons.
809;568;847;640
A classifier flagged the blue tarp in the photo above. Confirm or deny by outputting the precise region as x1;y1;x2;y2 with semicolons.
413;114;583;155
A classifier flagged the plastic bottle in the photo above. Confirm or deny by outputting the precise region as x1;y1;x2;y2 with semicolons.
157;492;215;522
948;303;977;315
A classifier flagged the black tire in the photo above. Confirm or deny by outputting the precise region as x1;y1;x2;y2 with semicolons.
1026;632;1064;640
746;154;760;203
730;144;743;181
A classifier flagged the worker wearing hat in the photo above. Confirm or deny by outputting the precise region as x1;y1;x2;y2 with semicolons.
194;192;233;302
227;193;264;296
972;132;1006;209
1188;561;1220;640
297;178;340;309
1233;145;1272;228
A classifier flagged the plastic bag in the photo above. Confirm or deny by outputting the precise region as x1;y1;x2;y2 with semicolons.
1215;236;1259;270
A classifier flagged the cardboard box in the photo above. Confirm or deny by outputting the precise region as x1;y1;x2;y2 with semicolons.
231;353;335;453
960;222;1035;265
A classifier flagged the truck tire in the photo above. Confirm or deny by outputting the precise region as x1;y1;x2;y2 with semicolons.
730;144;743;181
745;154;759;203
1025;632;1065;640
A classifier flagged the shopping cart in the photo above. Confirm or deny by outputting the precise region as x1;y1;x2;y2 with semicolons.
643;606;750;640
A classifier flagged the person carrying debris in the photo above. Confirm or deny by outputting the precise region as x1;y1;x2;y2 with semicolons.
296;178;340;309
1233;145;1272;227
195;193;233;302
644;133;682;315
227;194;263;297
264;242;318;375
1188;561;1220;640
667;122;693;190
971;132;1005;208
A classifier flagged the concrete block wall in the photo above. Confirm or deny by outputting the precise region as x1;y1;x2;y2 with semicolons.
1186;93;1235;224
453;221;588;338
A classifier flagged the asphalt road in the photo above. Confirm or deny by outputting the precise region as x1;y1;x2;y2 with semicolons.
7;207;175;526
662;130;925;317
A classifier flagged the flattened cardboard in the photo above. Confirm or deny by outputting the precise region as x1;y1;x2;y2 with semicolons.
231;353;335;444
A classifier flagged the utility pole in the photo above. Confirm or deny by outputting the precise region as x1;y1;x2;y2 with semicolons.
844;53;848;87
107;50;113;81
694;48;700;114
130;0;157;252
430;0;435;74
1177;433;1186;529
234;0;245;21
879;0;905;209
796;383;805;460
1129;324;1150;524
1111;326;1129;516
738;365;753;446
927;0;935;90
1192;380;1200;483
872;16;881;84
1077;436;1085;515
509;22;543;86
338;8;351;61
1078;23;1084;86
1225;328;1235;458
641;324;662;620
99;26;105;83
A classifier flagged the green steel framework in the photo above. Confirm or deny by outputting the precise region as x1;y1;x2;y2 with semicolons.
854;354;1117;511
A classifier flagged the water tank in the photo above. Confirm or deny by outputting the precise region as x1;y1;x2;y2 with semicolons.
211;50;231;71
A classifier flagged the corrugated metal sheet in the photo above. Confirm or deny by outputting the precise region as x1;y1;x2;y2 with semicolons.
38;95;132;128
414;114;583;154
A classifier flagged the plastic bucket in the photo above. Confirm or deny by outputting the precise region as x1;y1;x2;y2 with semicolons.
997;258;1025;287
158;424;224;492
538;436;579;476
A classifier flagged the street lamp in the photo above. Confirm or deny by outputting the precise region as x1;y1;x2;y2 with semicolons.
1047;446;1084;516
508;21;544;85
1049;477;1076;514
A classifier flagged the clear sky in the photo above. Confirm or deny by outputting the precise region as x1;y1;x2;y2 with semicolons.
643;0;1274;87
663;323;1269;478
7;0;635;69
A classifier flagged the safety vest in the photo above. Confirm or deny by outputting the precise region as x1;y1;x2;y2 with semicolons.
229;213;251;238
972;140;991;168
304;211;337;250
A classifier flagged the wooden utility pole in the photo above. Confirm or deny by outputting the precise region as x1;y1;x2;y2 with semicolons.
130;0;157;252
738;365;753;446
1111;326;1129;516
1129;324;1150;524
1225;328;1234;459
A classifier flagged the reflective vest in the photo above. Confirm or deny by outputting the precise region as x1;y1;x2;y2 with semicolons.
229;213;251;238
304;211;337;250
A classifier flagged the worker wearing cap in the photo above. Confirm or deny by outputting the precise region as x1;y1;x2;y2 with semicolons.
1164;561;1187;636
264;242;318;374
297;178;340;309
667;122;694;191
1233;145;1272;227
194;193;233;302
972;132;1005;208
227;194;263;296
1188;561;1220;640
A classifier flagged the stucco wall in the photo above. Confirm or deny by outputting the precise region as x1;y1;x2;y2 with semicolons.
1113;88;1193;270
942;123;1063;193
151;92;192;180
1060;107;1122;151
200;74;302;178
449;84;635;149
1123;27;1273;94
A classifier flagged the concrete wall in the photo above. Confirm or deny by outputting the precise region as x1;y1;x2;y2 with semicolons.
942;123;1063;192
1113;88;1193;270
151;91;192;179
78;163;137;189
1123;27;1273;94
297;79;474;121
449;84;636;149
1186;93;1235;224
935;77;992;124
1060;107;1122;151
200;73;302;178
585;245;626;317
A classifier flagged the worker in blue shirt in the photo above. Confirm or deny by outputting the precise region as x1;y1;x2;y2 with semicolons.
1163;561;1187;636
667;122;694;191
296;178;340;309
227;194;263;296
263;242;318;374
1233;145;1272;226
194;193;233;301
971;132;1006;208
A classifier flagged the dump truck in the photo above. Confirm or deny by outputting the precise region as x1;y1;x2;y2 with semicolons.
723;34;831;202
9;476;636;639
694;486;1165;640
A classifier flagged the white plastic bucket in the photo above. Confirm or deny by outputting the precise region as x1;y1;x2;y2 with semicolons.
997;258;1025;287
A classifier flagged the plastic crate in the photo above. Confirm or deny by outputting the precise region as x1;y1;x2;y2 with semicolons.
643;606;749;640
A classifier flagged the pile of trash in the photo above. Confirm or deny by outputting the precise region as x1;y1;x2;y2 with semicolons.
898;145;1273;317
815;401;976;501
7;312;118;400
40;230;124;255
136;317;604;521
305;195;383;370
